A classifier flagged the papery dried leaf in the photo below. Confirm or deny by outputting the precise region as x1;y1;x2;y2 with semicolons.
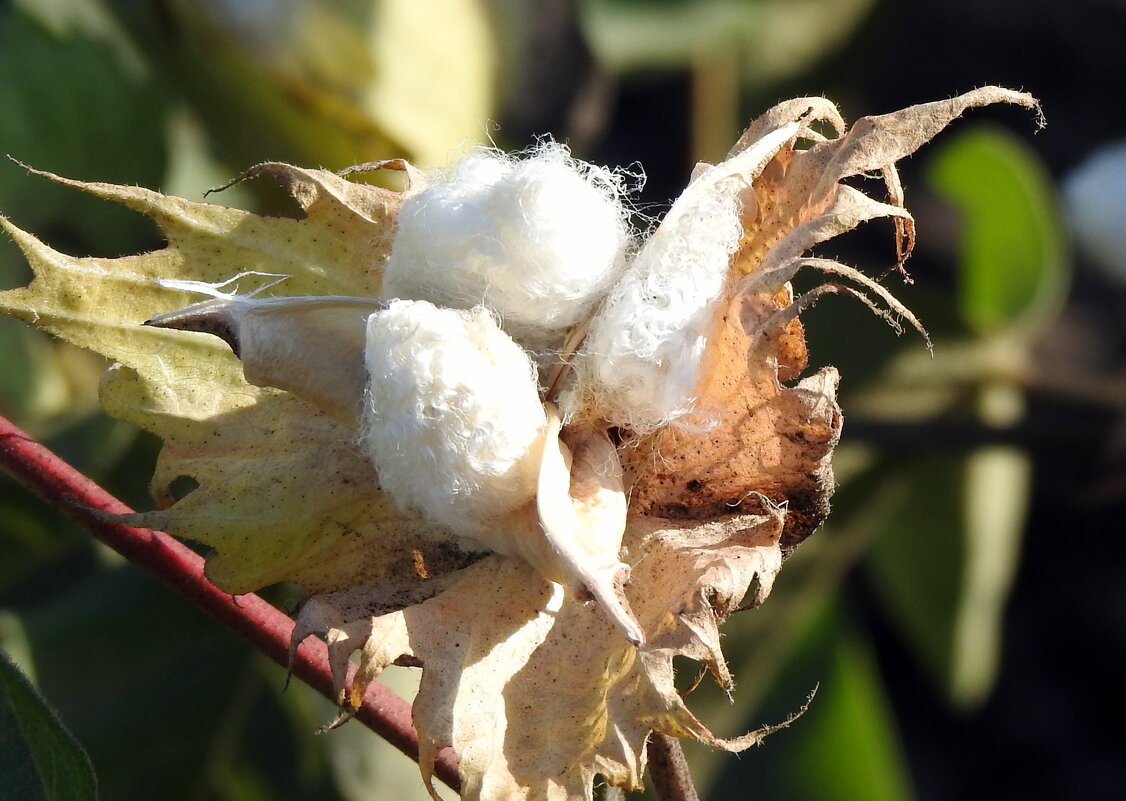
0;163;480;594
625;87;1038;553
736;87;1040;281
626;291;842;553
295;508;786;801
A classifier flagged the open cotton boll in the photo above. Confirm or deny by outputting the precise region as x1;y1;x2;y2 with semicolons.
362;299;547;537
379;143;631;348
565;182;742;430
563;121;800;432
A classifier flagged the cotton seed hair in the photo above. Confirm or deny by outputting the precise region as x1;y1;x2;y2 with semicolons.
379;142;632;351
363;129;801;540
561;121;801;432
362;299;547;539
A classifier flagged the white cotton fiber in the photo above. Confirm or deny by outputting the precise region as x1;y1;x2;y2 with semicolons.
563;176;741;431
563;121;800;432
379;142;631;348
361;299;547;536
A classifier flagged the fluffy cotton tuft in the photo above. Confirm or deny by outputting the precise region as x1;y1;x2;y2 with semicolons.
563;122;800;432
563;182;741;431
380;142;632;348
361;299;547;536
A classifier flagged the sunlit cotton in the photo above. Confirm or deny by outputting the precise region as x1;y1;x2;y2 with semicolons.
361;299;547;537
379;142;632;349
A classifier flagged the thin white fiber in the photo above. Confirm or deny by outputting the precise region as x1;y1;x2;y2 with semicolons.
380;142;631;348
361;299;547;536
563;122;800;431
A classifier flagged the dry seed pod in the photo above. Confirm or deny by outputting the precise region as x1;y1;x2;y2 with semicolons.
0;86;1034;801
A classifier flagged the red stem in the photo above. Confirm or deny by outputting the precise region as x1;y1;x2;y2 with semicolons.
0;413;461;794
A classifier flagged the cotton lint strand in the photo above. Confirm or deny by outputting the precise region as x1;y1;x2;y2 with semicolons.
379;142;631;347
563;121;800;432
361;299;547;537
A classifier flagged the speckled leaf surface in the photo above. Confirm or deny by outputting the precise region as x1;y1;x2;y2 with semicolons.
0;163;476;594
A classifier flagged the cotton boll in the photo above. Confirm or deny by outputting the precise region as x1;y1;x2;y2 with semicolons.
563;121;800;432
380;143;631;348
362;299;547;537
574;183;741;429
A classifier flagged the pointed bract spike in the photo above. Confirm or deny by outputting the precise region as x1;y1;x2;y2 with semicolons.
150;295;381;425
145;297;246;354
537;405;644;646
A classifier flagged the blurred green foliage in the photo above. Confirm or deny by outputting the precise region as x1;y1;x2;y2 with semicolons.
0;1;1073;800
929;126;1067;335
713;603;914;801
100;0;496;170
1;648;97;801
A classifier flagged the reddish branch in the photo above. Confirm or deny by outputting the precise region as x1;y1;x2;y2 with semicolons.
0;412;462;794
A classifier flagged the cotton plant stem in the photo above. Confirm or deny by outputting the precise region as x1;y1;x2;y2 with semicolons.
0;412;462;794
646;734;701;801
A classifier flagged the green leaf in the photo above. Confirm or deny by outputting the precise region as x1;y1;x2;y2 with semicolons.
865;458;963;681
790;613;914;801
926;125;1068;334
0;4;167;255
707;602;915;801
0;649;97;801
864;446;1029;708
15;567;344;801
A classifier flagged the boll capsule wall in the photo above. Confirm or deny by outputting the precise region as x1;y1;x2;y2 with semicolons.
142;129;828;643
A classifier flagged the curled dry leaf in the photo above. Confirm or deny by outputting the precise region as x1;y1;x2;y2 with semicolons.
0;88;1039;800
